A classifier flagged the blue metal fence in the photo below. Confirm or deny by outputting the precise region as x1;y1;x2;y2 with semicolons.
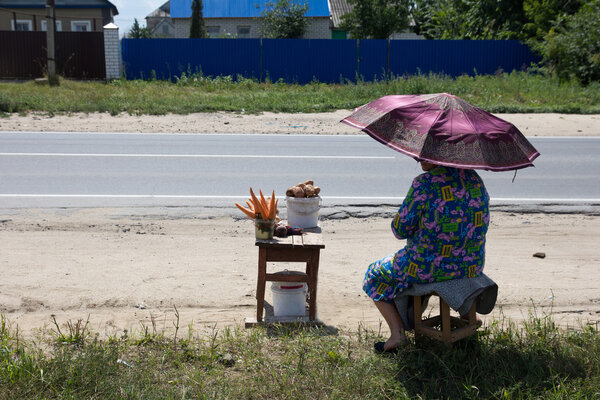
358;39;388;81
122;38;539;83
122;38;261;80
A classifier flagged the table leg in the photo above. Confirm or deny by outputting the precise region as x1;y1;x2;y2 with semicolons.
307;250;320;321
256;247;267;322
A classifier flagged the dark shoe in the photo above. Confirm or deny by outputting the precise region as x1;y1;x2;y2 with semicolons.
374;341;399;355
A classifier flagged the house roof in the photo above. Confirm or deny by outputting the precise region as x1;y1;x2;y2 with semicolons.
171;0;329;19
328;0;351;28
146;1;170;19
0;0;118;14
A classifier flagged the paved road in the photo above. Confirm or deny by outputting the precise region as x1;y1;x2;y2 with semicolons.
0;132;599;209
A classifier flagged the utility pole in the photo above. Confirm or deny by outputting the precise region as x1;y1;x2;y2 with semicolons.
45;0;59;86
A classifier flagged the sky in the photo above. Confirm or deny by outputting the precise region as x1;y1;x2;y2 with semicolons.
111;0;166;36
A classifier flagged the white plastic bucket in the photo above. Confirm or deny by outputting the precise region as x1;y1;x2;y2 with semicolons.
285;196;322;228
271;282;307;317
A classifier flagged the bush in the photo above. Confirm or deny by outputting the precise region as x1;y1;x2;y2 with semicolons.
539;0;600;84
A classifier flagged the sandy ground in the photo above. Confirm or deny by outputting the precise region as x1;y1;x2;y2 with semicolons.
1;111;599;339
0;209;599;339
1;110;599;136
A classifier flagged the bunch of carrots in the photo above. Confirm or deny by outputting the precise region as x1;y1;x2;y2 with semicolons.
235;188;278;221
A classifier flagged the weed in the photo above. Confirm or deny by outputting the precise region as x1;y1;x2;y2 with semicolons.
1;311;600;399
0;72;598;115
51;315;91;347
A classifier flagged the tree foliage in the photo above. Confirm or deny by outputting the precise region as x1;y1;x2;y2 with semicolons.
340;0;411;39
411;0;584;41
261;0;309;39
189;0;207;38
539;0;600;84
128;18;151;38
411;0;527;39
523;0;583;41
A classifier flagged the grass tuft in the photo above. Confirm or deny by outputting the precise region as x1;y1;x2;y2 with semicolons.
1;310;600;399
0;71;598;116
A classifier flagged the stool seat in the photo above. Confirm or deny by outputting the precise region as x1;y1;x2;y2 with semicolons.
413;292;481;345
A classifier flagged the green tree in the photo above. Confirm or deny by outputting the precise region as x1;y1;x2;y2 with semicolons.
413;0;468;39
128;18;151;38
523;0;582;41
462;0;528;39
189;0;207;38
414;0;528;39
340;0;411;39
539;0;600;84
261;0;309;38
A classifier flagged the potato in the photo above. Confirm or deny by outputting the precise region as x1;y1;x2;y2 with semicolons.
292;186;305;197
304;180;314;186
297;182;306;189
313;186;321;195
286;187;295;197
304;185;315;197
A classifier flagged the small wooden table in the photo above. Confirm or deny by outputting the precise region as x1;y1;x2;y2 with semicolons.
246;230;325;327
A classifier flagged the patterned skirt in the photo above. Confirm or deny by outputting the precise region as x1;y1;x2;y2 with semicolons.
362;252;407;303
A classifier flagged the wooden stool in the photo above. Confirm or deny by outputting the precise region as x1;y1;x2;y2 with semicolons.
413;292;481;345
246;231;325;327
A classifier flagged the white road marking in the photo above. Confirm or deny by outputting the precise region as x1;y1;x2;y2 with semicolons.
0;152;394;160
0;194;598;203
0;131;599;139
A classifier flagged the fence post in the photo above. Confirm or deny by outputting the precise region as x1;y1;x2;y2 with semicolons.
103;23;121;81
45;0;58;86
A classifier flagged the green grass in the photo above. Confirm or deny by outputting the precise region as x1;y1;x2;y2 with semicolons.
1;311;599;399
0;71;599;116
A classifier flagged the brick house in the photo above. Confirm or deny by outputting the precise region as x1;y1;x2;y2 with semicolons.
145;1;175;38
169;0;332;39
0;0;118;32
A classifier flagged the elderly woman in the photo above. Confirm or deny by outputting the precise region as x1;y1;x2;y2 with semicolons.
364;161;490;353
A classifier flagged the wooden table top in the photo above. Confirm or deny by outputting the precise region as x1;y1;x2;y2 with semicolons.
255;228;324;249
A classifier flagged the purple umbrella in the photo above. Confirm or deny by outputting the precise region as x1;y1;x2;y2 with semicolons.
341;93;540;171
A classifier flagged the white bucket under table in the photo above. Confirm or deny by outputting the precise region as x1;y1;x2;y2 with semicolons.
285;196;321;228
271;282;307;317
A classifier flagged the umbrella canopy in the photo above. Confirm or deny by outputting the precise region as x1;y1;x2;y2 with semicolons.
341;93;540;171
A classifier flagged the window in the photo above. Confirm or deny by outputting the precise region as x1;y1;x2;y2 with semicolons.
206;26;220;38
41;19;63;32
237;25;250;38
71;20;91;32
11;19;33;31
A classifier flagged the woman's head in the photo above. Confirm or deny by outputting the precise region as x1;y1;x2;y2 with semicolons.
420;161;437;171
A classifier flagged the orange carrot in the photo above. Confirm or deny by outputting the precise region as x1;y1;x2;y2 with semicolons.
235;203;255;219
271;198;278;220
249;188;267;219
259;189;269;218
269;190;277;219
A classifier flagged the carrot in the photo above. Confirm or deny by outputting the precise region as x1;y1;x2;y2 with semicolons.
249;188;267;219
246;200;255;212
269;190;277;220
259;189;269;218
235;203;255;219
271;198;278;220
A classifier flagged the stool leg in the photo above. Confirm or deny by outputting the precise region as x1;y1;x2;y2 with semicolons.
468;300;479;327
440;298;452;344
256;247;267;322
413;295;423;339
307;250;320;321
